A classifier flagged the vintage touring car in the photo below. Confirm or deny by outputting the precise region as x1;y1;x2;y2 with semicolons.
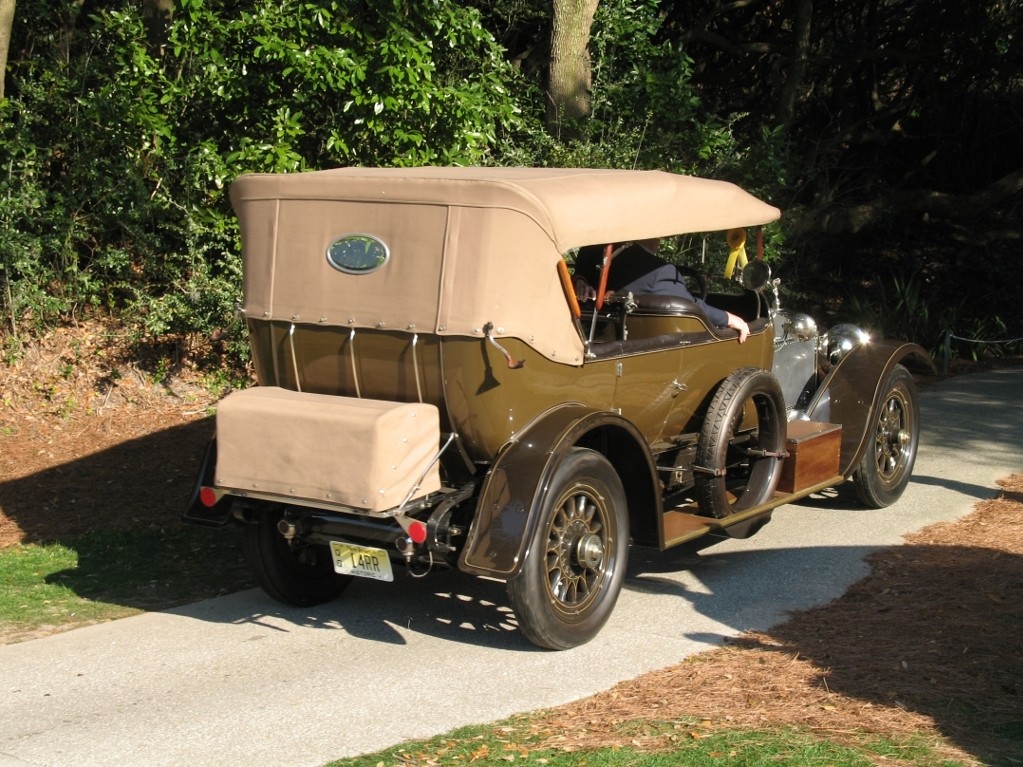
185;167;932;649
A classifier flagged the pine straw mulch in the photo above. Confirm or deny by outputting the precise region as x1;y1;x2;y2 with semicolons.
524;476;1023;765
1;322;1021;765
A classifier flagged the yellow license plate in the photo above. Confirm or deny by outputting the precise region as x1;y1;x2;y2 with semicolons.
329;541;394;582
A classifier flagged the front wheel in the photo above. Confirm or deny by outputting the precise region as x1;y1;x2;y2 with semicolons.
243;508;352;606
853;364;919;508
507;449;629;650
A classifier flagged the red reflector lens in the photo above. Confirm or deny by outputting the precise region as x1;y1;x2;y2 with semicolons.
408;521;428;544
199;487;219;508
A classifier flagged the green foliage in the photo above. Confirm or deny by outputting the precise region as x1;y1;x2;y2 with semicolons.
588;0;708;171
0;0;523;362
13;0;1010;370
842;273;943;350
0;0;795;364
166;0;522;168
839;267;1018;359
495;0;789;201
0;139;68;335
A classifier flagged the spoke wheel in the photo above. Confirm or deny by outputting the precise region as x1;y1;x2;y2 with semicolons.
508;449;629;650
695;367;786;518
243;508;352;607
854;364;919;508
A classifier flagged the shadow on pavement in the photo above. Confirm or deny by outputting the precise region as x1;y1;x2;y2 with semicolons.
168;567;541;651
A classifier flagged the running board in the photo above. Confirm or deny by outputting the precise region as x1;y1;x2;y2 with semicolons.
659;474;846;548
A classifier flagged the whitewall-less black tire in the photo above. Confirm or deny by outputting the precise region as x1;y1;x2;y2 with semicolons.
243;508;352;607
507;449;629;650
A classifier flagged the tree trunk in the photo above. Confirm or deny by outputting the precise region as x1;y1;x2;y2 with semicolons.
142;0;173;56
547;0;599;138
777;0;812;126
0;0;14;99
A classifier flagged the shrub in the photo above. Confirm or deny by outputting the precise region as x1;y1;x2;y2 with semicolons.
0;0;524;369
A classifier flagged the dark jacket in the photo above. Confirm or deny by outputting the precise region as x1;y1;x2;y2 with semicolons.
574;244;729;328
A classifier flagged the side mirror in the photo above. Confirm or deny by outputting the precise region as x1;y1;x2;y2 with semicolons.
742;260;771;290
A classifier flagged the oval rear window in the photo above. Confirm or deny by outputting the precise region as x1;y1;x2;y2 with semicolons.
326;234;389;274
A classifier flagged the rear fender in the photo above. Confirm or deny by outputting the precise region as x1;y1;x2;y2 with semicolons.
807;341;934;474
459;405;658;579
182;435;235;526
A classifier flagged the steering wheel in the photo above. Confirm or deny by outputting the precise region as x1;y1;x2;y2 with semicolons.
675;265;708;300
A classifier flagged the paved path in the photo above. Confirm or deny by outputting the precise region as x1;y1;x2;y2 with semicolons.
1;369;1020;767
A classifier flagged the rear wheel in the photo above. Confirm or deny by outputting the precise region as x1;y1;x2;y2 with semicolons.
853;364;919;508
507;449;629;650
243;508;352;606
695;367;786;518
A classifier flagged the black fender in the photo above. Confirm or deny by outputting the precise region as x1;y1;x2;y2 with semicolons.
807;341;934;476
458;404;659;579
181;435;234;526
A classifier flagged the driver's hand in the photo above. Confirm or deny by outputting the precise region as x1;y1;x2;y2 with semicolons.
573;276;596;302
726;312;750;343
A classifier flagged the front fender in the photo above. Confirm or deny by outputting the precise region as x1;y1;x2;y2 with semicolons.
458;404;656;579
808;341;934;475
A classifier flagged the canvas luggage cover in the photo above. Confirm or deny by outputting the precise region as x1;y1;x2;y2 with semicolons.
215;387;441;512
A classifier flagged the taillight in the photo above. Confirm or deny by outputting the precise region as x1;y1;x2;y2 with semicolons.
199;486;221;508
408;520;428;545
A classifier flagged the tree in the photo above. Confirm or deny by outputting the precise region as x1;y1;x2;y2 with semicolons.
0;0;526;344
657;0;1023;339
657;0;1023;228
775;0;811;128
141;0;172;54
547;0;598;136
0;0;13;99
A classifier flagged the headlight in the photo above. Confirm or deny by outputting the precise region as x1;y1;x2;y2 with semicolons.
783;312;817;342
825;323;870;363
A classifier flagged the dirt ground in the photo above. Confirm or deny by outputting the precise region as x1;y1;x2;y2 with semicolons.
0;320;219;547
1;323;1020;766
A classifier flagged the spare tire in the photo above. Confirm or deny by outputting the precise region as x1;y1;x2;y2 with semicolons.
695;367;786;518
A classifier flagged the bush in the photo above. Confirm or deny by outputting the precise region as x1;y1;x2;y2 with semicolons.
0;0;524;368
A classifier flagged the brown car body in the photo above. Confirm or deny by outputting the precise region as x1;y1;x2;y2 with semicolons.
185;167;933;649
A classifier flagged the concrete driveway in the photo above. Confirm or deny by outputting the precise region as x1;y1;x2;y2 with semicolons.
1;368;1020;767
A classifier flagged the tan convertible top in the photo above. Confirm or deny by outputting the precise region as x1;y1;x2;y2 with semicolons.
232;166;780;364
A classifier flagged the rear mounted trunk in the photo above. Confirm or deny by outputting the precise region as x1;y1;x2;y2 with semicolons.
215;386;442;513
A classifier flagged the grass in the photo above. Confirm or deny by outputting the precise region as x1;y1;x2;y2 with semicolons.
0;541;136;635
321;721;969;767
0;526;252;643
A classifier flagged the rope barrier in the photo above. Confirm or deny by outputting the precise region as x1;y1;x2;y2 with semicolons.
942;329;1023;374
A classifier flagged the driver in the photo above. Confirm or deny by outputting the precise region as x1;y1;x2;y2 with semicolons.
573;238;750;343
